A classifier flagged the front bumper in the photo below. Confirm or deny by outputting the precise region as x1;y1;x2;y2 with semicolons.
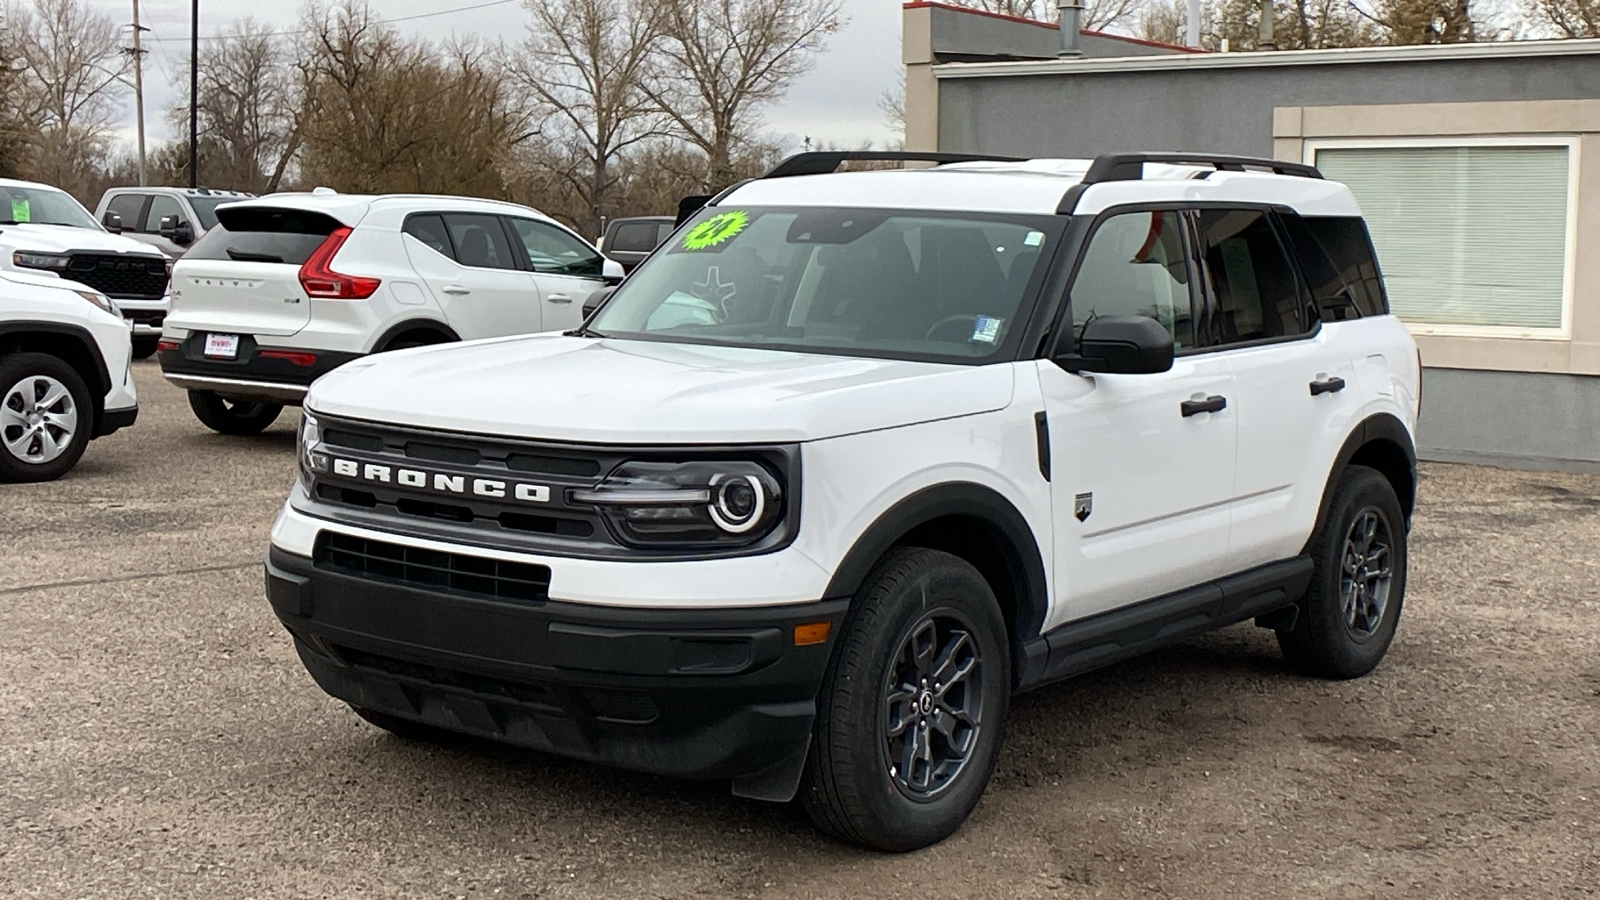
117;296;169;337
158;333;360;404
97;404;138;437
265;546;847;800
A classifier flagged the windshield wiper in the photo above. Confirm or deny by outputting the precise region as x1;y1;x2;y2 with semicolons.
564;325;608;338
226;248;283;263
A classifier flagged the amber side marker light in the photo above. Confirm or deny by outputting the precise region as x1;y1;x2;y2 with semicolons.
793;621;831;646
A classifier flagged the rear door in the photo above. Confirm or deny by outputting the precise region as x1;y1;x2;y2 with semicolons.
401;212;543;339
505;216;609;332
1192;208;1363;571
169;205;347;336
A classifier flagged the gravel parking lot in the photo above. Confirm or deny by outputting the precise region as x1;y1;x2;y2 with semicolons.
4;359;1599;899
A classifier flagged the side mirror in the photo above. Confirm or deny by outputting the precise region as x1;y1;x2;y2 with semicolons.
101;210;123;233
601;257;625;286
1057;315;1174;375
160;215;195;245
582;286;615;319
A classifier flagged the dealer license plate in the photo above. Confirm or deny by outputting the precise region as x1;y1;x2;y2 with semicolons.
204;333;240;359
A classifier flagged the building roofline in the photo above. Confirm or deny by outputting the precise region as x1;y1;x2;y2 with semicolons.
902;1;1202;53
933;36;1600;77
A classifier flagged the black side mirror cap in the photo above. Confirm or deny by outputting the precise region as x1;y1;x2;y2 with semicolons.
581;286;616;319
101;210;123;233
1056;315;1175;375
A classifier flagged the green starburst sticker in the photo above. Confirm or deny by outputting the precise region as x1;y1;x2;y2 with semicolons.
681;210;749;250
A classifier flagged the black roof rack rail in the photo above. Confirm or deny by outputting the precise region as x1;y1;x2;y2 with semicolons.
1082;152;1323;184
763;150;1026;179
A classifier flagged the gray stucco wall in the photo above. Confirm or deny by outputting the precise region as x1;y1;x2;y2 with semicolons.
924;4;1185;61
938;57;1600;157
1419;369;1600;471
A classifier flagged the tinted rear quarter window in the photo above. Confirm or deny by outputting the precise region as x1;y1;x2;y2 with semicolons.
185;207;341;265
403;214;454;258
1299;216;1388;318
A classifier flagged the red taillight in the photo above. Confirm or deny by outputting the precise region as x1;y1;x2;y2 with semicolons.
259;349;318;367
298;226;380;299
156;339;179;353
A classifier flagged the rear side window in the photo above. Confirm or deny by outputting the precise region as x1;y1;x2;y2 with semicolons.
185;207;341;265
403;214;453;258
1294;216;1388;318
609;221;663;253
1194;209;1315;345
444;213;516;270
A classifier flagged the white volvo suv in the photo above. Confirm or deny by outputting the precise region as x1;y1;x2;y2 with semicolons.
158;191;622;435
265;152;1419;851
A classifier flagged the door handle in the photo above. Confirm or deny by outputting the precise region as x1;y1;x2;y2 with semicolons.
442;285;470;296
547;294;574;304
1181;395;1227;417
1309;376;1347;396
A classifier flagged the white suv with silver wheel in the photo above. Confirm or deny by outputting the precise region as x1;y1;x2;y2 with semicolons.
158;190;622;435
0;270;138;482
265;152;1420;851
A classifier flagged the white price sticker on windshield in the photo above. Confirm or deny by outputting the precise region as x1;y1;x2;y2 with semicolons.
971;316;1003;343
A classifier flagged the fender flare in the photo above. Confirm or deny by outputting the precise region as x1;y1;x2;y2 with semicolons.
371;319;460;352
1306;412;1417;550
821;482;1050;645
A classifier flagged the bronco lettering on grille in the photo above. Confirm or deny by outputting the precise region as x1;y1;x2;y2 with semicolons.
330;458;551;503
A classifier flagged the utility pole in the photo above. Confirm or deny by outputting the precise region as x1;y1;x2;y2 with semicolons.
188;0;198;188
128;0;149;186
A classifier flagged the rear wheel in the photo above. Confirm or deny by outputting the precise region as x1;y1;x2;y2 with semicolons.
187;390;282;435
1277;465;1407;679
0;353;93;483
801;547;1009;852
131;337;159;360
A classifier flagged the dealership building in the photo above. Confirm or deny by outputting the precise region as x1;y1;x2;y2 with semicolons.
903;1;1600;471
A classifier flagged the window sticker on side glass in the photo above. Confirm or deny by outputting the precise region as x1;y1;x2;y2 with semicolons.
1023;230;1045;247
971;316;1003;343
680;210;750;250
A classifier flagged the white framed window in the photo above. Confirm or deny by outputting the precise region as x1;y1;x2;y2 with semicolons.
1306;136;1578;339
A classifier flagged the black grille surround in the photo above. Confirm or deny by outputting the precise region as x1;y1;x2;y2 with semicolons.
298;414;801;562
314;532;551;604
123;308;165;328
65;253;168;300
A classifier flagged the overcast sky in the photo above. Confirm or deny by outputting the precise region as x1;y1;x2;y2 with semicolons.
88;0;903;154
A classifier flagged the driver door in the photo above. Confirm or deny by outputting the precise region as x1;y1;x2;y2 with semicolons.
1038;208;1237;629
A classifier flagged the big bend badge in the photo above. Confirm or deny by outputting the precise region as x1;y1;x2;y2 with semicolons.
1073;492;1093;522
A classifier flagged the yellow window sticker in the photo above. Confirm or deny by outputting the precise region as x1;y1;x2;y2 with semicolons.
681;210;749;250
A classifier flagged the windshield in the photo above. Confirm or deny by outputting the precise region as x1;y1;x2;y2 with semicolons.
1;185;101;229
187;196;233;231
589;206;1059;364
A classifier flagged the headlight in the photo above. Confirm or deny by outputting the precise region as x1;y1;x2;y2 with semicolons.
573;459;786;548
297;411;326;489
13;251;70;271
74;290;118;316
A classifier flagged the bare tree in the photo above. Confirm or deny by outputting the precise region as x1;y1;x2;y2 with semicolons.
1354;0;1500;41
645;0;843;188
1533;0;1600;34
514;0;665;238
879;70;906;149
0;27;32;178
8;0;129;197
936;0;1144;31
168;19;301;192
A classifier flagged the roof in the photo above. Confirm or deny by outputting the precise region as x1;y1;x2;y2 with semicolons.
104;186;255;197
902;1;1201;54
720;158;1361;218
0;177;69;192
217;191;553;227
934;35;1600;79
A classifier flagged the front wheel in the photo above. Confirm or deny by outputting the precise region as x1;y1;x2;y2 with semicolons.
1277;465;1408;679
801;547;1010;852
187;390;282;435
0;352;93;483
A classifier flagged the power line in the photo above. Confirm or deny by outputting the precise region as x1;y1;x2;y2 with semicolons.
143;0;520;43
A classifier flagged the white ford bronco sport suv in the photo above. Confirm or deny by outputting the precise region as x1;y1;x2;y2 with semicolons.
1;269;138;482
158;191;622;436
265;152;1419;851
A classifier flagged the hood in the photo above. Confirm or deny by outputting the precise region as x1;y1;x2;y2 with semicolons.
0;222;168;258
308;335;1017;444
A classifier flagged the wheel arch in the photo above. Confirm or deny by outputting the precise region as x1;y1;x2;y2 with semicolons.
370;319;460;353
0;322;111;430
1306;413;1417;554
821;482;1049;686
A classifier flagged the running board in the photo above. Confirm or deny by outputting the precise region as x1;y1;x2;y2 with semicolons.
1015;556;1312;691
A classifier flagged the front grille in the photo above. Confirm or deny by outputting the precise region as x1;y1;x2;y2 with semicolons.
66;253;168;299
123;308;165;327
314;532;551;604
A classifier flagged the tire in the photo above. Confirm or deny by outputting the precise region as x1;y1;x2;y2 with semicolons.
801;547;1010;852
187;390;282;435
349;706;457;744
1277;464;1407;680
0;352;94;483
131;336;159;360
